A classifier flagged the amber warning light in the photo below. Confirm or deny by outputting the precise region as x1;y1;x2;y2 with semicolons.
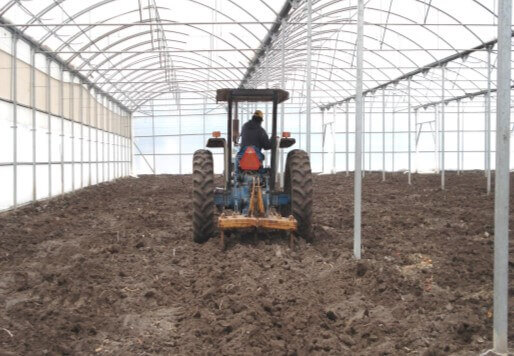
282;132;291;138
212;131;221;138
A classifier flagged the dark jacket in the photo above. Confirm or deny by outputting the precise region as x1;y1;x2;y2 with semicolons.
240;118;272;150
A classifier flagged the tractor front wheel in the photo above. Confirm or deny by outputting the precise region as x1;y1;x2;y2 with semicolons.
192;149;215;243
282;149;313;241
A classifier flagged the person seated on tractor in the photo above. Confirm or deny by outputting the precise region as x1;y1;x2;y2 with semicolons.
239;109;272;163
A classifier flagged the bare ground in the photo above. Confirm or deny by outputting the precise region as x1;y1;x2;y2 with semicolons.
0;172;513;355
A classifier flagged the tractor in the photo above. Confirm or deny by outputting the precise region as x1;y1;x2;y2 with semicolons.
192;88;313;249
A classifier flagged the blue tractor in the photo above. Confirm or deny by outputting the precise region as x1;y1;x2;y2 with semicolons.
192;89;313;249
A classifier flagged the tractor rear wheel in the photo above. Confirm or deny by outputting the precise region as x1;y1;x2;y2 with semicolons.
282;149;313;241
192;149;215;243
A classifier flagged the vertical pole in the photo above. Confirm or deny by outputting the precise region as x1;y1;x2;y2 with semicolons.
415;109;419;173
457;100;461;174
408;77;412;185
88;89;92;186
178;95;182;174
391;90;395;172
47;58;52;198
71;77;75;192
441;66;446;190
129;113;134;176
354;0;364;260
332;106;336;174
345;100;349;176
361;94;366;177
493;1;511;352
382;87;386;181
80;81;84;188
107;103;110;181
151;99;156;174
226;97;233;189
306;0;312;156
12;34;17;208
203;97;206;145
322;110;325;172
270;94;278;191
30;47;36;201
60;67;64;195
486;46;492;194
280;18;287;184
435;105;440;173
368;96;372;174
96;94;99;184
461;104;464;172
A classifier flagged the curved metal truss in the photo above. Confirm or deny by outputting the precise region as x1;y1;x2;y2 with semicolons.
0;0;505;112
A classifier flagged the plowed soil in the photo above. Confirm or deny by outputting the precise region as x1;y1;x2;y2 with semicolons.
0;172;512;355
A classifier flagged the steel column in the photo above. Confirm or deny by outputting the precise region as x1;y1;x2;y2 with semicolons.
354;0;364;260
60;66;64;195
30;47;36;201
382;88;386;181
79;81;84;188
70;76;75;191
322;110;325;172
346;101;349;176
151;99;156;174
47;58;52;198
391;90;395;172
486;46;492;194
280;18;286;184
332;107;336;174
457;100;461;174
441;66;446;190
408;77;412;185
12;34;17;208
493;0;511;352
305;0;312;155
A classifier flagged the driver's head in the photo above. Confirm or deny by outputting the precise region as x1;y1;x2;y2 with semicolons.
252;110;264;124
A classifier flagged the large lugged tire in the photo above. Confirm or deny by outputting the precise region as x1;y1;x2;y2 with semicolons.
282;149;313;240
192;149;215;243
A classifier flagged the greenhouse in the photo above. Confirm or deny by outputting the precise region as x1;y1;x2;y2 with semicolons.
0;0;511;354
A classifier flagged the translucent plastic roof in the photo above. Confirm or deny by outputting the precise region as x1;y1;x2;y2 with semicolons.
0;0;506;112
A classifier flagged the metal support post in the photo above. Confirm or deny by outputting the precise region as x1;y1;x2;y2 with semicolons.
332;106;336;174
70;76;75;191
322;110;325;172
441;65;446;190
346;101;349;176
354;0;364;260
368;96;372;174
178;95;182;174
280;18;286;184
79;81;84;188
47;58;52;198
492;1;511;352
486;46;492;194
408;77;412;185
151;99;156;174
391;90;395;172
382;88;386;181
414;109;419;173
305;0;312;155
457;100;461;174
12;34;18;208
30;47;36;201
60;67;64;195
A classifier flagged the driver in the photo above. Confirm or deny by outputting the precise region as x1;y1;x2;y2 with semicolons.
240;110;272;157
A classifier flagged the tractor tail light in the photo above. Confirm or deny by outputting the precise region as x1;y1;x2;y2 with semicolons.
212;131;221;138
282;131;291;138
